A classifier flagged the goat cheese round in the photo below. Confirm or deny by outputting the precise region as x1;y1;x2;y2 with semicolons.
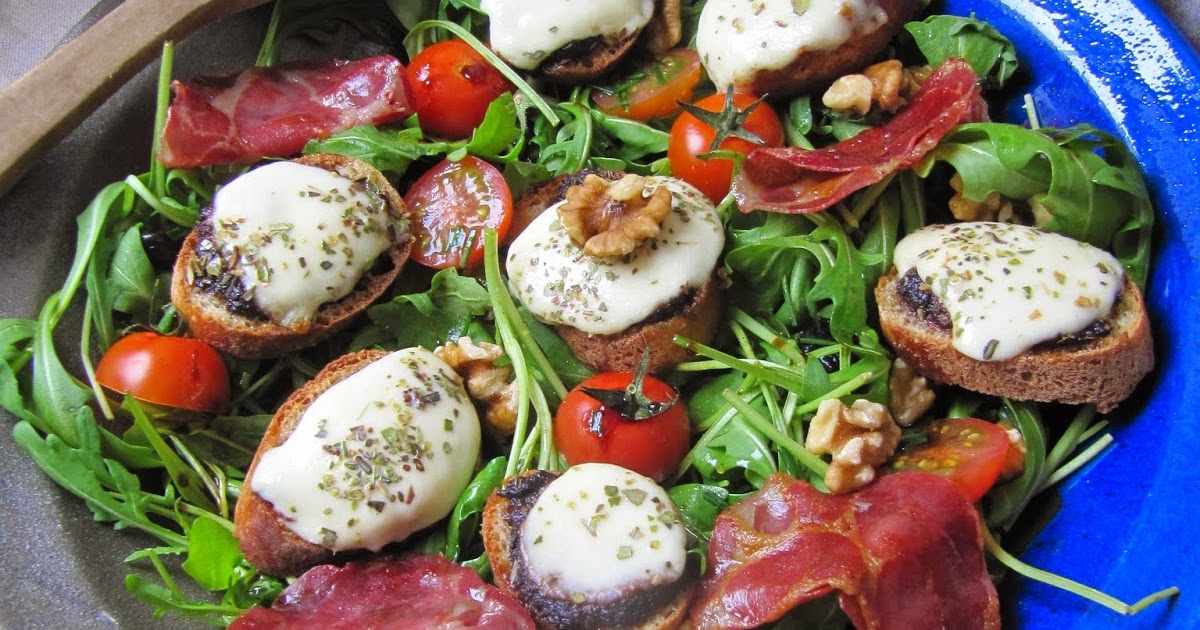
250;348;481;552
697;0;890;91
208;161;399;329
892;222;1124;361
506;176;724;335
480;0;654;70
520;463;687;599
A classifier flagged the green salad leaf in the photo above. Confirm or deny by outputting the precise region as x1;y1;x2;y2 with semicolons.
906;14;1019;89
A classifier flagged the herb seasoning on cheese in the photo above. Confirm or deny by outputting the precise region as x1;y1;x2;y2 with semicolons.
520;463;686;599
697;0;890;91
480;0;654;70
892;222;1123;361
199;161;399;329
506;176;723;335
250;348;480;552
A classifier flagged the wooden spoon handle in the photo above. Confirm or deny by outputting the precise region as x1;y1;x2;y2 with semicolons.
0;0;269;197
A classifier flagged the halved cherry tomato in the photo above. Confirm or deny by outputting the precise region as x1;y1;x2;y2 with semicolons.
889;417;1011;502
407;39;514;140
554;371;690;483
667;90;784;202
592;48;704;122
405;156;513;269
95;332;230;413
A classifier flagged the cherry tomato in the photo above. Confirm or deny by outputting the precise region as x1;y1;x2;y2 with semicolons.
889;417;1012;502
668;91;784;202
554;372;690;483
95;332;230;413
407;39;514;140
593;48;704;122
405;156;514;269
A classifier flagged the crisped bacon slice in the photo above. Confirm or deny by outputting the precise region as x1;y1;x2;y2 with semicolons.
732;58;986;214
228;554;536;629
689;472;1000;630
158;55;412;168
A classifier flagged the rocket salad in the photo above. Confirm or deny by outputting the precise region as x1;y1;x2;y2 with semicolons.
0;0;1178;627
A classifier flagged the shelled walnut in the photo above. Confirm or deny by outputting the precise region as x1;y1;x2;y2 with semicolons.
888;358;936;426
435;337;519;436
558;173;673;259
806;398;901;494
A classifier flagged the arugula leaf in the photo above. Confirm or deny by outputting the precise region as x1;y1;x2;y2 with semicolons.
13;417;186;547
918;122;1154;286
359;268;490;350
906;15;1019;89
182;515;242;591
305;124;454;175
668;483;733;546
445;456;506;561
108;226;159;317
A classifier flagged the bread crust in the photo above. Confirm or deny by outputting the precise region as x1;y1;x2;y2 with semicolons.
875;269;1154;413
482;470;692;630
233;349;389;577
541;33;641;85
170;154;410;359
557;275;723;374
742;0;919;97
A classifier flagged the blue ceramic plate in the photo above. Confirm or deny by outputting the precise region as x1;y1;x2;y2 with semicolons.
942;0;1200;628
0;1;1197;628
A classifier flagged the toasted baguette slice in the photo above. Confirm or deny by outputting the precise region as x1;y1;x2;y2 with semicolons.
875;269;1154;413
558;274;723;374
171;154;410;359
482;471;693;630
541;33;641;84
233;349;387;577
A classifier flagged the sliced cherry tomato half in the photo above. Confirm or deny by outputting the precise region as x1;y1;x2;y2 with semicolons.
592;48;704;122
405;155;513;269
667;90;785;202
554;371;690;483
889;417;1011;503
95;332;230;413
407;39;514;140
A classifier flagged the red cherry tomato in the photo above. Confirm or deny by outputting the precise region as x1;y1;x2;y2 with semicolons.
554;372;691;483
592;48;704;122
889;417;1012;502
407;39;514;140
404;156;514;269
95;332;230;413
667;91;784;202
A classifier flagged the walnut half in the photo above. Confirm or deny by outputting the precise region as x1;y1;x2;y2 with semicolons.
434;337;519;437
806;398;901;494
557;174;673;259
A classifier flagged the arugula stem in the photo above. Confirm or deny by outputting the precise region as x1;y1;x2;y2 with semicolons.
722;390;828;476
483;230;533;477
1041;434;1114;490
794;370;878;415
676;337;809;393
78;298;116;422
983;527;1178;614
1045;405;1097;472
150;42;173;198
124;174;197;227
677;403;739;477
730;308;807;365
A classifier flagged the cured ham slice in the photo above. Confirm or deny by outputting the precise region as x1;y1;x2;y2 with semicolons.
732;58;986;214
228;554;536;629
158;55;412;169
689;472;1000;630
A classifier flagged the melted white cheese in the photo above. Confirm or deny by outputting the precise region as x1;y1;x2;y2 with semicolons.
250;348;480;553
892;222;1123;361
480;0;654;70
506;176;724;335
209;161;397;329
697;0;889;91
521;463;686;599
